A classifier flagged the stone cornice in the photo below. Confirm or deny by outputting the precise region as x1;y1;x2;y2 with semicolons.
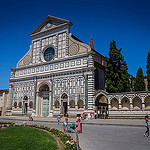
9;67;93;81
13;53;89;71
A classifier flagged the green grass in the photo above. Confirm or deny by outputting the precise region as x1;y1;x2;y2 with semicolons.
0;126;57;150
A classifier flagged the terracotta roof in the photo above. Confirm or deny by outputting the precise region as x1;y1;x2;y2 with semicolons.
0;89;9;92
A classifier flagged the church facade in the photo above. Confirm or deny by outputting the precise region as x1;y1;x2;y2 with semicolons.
7;15;106;117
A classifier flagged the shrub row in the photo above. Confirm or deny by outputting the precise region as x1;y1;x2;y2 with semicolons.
26;124;77;150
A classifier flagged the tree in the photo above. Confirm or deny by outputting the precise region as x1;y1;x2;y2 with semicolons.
105;40;130;93
146;52;150;90
134;67;145;91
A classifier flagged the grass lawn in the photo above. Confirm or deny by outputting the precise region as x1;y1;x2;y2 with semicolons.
0;126;57;150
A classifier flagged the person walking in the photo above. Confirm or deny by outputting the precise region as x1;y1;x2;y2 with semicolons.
144;115;149;137
57;114;61;125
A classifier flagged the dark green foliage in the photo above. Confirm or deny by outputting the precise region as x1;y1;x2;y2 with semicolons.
105;40;130;93
134;67;145;91
146;52;150;90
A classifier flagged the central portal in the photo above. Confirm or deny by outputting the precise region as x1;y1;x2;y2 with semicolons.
39;84;50;117
63;102;67;115
43;97;49;116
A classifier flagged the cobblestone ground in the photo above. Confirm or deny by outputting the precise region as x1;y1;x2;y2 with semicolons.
0;119;150;150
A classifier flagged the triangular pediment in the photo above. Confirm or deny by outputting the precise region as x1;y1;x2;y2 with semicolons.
30;15;73;37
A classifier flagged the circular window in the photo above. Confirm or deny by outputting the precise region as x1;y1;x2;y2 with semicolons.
44;47;55;61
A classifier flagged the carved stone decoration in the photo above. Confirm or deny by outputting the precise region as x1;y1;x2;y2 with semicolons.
23;55;32;65
69;43;79;55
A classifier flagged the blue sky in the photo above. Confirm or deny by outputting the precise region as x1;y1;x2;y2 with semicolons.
0;0;150;89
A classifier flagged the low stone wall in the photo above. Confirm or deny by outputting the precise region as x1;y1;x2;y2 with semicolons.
109;109;150;119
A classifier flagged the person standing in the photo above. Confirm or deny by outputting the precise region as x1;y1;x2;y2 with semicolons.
76;117;81;133
98;110;100;119
94;111;97;119
144;115;149;137
64;114;68;133
90;112;93;119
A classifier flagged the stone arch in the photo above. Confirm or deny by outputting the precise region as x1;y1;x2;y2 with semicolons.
95;91;108;118
69;100;75;108
145;96;150;109
61;93;68;115
54;100;60;108
39;83;50;92
61;93;68;99
121;97;130;110
37;81;51;92
95;90;108;100
111;98;119;110
77;99;84;109
133;96;142;109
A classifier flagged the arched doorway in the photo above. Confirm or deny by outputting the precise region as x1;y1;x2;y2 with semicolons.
39;84;50;116
95;94;108;118
61;93;68;116
23;96;28;115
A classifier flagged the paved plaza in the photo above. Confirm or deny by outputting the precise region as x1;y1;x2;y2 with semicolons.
0;116;150;150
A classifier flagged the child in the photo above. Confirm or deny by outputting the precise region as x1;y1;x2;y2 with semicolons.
57;114;61;125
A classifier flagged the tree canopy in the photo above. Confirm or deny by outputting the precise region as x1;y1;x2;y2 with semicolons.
134;67;145;91
146;52;150;91
105;40;130;93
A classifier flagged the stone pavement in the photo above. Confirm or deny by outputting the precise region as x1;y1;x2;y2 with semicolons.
0;116;146;127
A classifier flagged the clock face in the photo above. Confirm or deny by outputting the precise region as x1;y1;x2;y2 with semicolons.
44;47;55;61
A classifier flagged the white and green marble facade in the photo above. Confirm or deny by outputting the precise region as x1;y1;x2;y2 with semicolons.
7;15;106;117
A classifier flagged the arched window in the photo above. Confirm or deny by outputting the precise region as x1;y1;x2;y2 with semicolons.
111;98;119;110
77;100;84;109
29;101;33;109
70;100;75;108
14;102;17;108
54;100;60;108
18;102;22;109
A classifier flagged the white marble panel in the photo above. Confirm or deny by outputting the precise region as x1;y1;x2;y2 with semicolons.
58;34;62;41
58;42;62;50
45;38;48;45
58;50;61;58
62;49;66;57
42;39;45;47
34;42;37;48
37;41;40;48
49;37;52;44
62;41;66;48
63;33;66;40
